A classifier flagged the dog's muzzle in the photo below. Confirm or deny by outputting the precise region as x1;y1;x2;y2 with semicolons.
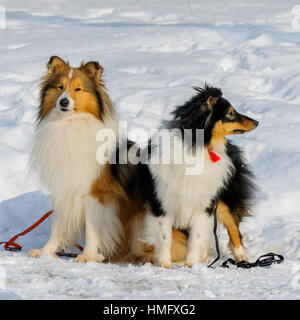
56;93;74;112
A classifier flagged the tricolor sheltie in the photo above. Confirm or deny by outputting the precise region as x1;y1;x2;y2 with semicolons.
137;86;258;268
28;56;187;263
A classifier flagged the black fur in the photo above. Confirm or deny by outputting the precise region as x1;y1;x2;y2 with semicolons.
204;141;256;221
168;86;230;143
218;141;256;222
111;140;137;195
137;85;257;226
137;162;166;217
93;89;105;121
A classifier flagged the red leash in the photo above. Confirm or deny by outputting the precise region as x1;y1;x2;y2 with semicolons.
0;210;54;251
0;209;83;256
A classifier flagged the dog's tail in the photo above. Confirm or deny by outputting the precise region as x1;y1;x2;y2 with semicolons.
170;229;188;263
112;209;188;264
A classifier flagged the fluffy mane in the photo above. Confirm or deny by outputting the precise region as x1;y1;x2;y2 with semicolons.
167;84;223;145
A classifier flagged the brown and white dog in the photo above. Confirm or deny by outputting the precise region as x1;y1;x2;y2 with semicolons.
28;56;187;263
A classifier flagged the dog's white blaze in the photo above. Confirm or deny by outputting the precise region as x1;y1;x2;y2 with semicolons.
68;68;73;79
145;133;234;266
29;110;119;255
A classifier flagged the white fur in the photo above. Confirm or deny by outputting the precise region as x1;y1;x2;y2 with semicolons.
68;68;73;79
231;245;247;262
145;134;234;267
76;195;122;262
29;109;120;259
56;92;74;112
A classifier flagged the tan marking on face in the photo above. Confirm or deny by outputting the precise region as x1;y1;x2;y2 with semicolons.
210;120;227;149
239;117;257;131
39;58;118;122
210;107;257;148
227;106;257;132
224;106;235;122
39;66;72;119
66;69;101;119
40;68;101;120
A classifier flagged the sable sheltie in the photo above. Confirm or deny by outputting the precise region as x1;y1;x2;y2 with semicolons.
137;85;258;268
28;56;187;263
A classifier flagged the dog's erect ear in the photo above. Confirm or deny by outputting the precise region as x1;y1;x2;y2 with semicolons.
206;96;219;109
47;56;67;74
194;85;222;110
81;61;103;82
206;87;222;109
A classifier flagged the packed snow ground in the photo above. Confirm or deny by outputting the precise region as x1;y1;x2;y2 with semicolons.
0;0;300;299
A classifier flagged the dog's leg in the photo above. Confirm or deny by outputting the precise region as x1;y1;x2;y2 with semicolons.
145;214;172;268
76;195;121;263
185;212;214;267
217;201;247;262
28;218;62;258
157;216;173;269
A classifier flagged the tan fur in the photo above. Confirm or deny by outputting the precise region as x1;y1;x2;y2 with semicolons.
90;164;187;263
210;106;257;149
210;121;227;149
208;105;256;261
217;201;243;248
207;96;219;109
34;56;188;264
39;57;115;122
47;56;67;74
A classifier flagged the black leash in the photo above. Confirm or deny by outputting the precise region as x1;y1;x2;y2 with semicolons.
56;252;79;258
207;201;220;268
221;252;284;268
207;201;284;269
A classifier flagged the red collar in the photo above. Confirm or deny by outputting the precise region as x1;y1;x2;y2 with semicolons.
207;147;221;163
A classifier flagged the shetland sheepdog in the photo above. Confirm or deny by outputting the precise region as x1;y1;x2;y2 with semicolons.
28;56;187;263
137;85;258;268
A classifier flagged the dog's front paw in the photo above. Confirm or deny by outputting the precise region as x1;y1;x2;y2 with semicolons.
232;246;247;262
75;253;105;263
200;248;212;262
27;249;42;258
27;249;58;259
159;260;171;269
141;254;158;265
184;259;196;268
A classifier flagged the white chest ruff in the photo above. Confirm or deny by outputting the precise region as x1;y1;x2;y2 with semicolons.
149;140;233;229
31;112;105;194
30;111;117;238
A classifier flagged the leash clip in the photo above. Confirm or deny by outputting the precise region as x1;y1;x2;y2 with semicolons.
255;253;284;267
4;245;22;252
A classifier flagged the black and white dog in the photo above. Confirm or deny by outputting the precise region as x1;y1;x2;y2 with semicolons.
137;85;258;268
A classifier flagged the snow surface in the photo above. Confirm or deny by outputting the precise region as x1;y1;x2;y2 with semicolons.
0;0;300;300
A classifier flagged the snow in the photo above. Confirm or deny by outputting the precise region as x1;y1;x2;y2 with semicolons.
0;0;300;300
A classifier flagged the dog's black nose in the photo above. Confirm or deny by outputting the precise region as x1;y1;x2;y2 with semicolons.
253;120;259;127
60;98;69;108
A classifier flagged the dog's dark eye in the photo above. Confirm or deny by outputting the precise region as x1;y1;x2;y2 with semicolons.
75;88;82;92
57;85;63;90
227;111;235;118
